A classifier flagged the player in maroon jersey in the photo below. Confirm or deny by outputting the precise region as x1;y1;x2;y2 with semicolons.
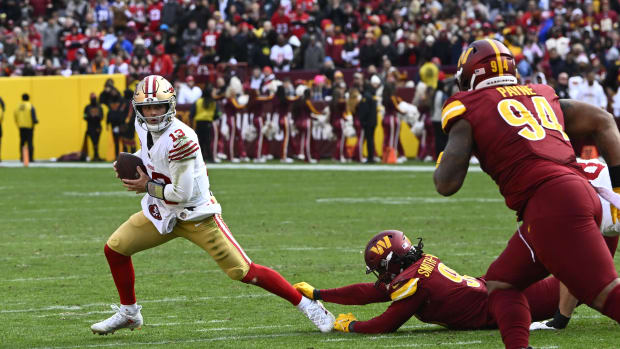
294;231;556;342
435;39;620;349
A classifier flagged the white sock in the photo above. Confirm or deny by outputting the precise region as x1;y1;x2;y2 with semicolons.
296;296;311;310
120;303;138;314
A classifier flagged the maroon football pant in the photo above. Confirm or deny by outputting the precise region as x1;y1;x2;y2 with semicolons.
486;176;617;305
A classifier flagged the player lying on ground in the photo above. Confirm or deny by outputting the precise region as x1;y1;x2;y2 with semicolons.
530;158;620;331
90;75;334;335
294;230;559;340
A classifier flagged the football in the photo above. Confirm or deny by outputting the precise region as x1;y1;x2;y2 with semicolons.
116;152;147;180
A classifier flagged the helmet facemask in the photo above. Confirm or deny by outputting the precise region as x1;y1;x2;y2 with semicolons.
133;75;177;133
134;97;176;132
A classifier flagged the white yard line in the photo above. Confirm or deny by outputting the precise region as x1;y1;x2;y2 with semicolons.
0;161;483;172
1;294;273;314
381;341;483;348
31;333;316;349
316;197;503;204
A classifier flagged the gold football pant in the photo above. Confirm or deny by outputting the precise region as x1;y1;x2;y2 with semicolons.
106;212;252;280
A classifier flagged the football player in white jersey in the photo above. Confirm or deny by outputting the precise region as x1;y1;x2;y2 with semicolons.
530;158;620;331
90;75;334;335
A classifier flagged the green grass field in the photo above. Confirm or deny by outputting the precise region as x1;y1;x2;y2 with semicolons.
1;163;619;348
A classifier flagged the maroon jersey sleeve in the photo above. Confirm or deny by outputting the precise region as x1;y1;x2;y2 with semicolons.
320;283;391;305
351;291;428;333
441;85;581;214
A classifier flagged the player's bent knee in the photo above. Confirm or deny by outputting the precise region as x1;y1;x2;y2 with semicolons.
106;237;131;256
225;265;250;281
593;278;620;310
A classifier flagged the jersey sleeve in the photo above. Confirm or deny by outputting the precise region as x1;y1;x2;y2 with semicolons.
320;283;391;305
351;289;427;333
168;132;199;161
389;278;420;301
441;96;467;133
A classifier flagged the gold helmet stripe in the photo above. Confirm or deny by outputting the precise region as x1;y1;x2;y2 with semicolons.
485;39;503;76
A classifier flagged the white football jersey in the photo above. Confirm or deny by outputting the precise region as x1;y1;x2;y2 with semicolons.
577;158;620;236
136;117;222;234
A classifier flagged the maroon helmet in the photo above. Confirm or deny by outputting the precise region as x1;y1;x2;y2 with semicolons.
455;38;518;91
364;230;424;283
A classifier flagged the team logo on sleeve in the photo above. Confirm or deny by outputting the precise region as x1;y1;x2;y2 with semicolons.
149;204;162;220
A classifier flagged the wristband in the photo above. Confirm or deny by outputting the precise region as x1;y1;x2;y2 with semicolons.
313;289;322;300
348;321;356;333
609;165;620;188
146;180;166;200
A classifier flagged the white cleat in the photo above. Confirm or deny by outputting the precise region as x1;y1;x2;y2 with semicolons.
299;299;335;333
529;321;557;331
91;304;143;335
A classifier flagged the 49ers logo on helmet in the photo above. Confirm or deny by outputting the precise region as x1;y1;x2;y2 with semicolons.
149;204;162;220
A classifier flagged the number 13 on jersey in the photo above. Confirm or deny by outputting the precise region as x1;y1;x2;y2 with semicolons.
498;96;569;142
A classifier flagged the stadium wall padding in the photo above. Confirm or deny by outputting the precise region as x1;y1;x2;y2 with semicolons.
0;74;126;161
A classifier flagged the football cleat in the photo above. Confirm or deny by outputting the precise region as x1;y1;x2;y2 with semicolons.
529;321;557;331
91;304;143;335
299;299;335;333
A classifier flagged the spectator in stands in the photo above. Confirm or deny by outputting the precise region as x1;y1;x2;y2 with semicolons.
177;75;202;105
270;34;293;72
360;30;378;67
14;93;37;163
150;44;173;77
555;72;570;99
376;35;397;65
83;93;104;161
576;69;608;109
303;34;325;70
41;16;61;59
249;66;264;91
182;20;203;57
341;34;359;68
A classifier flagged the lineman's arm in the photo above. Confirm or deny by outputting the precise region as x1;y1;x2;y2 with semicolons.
434;119;473;196
344;294;425;333
294;282;391;305
562;99;620;166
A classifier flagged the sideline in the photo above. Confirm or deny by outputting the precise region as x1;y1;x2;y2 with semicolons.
0;161;483;172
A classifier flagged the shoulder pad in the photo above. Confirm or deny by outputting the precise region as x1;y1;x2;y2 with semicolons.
169;134;199;161
441;98;466;133
389;278;419;301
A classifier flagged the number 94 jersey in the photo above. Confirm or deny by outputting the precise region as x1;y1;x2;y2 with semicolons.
136;117;222;224
441;84;581;215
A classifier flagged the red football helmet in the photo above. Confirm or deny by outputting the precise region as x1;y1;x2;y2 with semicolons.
364;230;424;283
455;39;518;91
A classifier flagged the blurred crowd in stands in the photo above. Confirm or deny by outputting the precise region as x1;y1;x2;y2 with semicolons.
4;0;620;162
